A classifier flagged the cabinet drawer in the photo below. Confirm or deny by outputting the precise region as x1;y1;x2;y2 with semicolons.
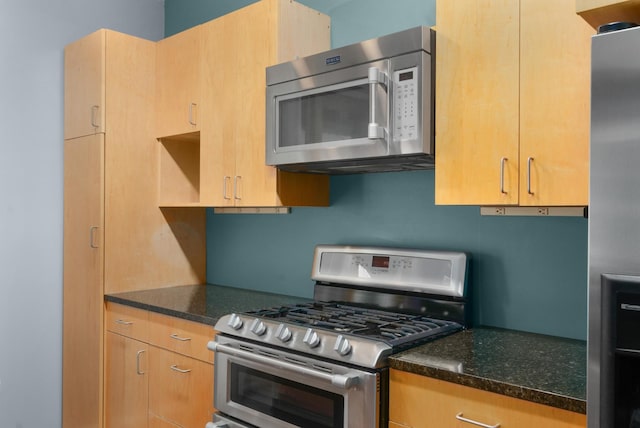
148;311;215;363
389;370;586;428
105;302;149;341
148;346;214;428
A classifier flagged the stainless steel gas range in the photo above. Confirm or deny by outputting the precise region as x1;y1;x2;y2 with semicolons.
206;245;471;428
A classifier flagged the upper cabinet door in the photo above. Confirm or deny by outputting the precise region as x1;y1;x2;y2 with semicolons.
198;0;330;208
434;0;520;205
156;0;330;208
64;30;105;139
156;26;202;138
519;0;593;206
435;0;592;207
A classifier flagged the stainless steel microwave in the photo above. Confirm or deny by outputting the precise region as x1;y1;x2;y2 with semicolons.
265;26;434;174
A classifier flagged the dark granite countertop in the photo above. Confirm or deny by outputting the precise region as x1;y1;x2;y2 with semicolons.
107;286;586;414
389;327;587;414
105;283;311;327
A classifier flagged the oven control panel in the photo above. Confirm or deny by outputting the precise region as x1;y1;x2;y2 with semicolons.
311;245;468;297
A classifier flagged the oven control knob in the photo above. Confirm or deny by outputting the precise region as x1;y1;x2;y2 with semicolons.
227;313;243;330
303;328;321;348
334;335;352;356
250;318;267;336
275;324;292;342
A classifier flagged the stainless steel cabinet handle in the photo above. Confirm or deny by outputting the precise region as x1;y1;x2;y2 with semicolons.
136;350;145;375
91;105;99;128
527;157;534;195
500;157;508;194
234;176;241;200
367;66;389;144
170;333;191;342
456;412;500;428
170;364;191;373
209;341;361;389
115;319;133;326
89;226;99;248
188;102;197;126
223;176;231;200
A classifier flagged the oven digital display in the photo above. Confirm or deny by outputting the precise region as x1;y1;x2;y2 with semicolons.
372;256;390;269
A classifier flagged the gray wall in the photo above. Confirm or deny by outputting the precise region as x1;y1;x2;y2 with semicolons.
0;2;163;426
165;0;589;341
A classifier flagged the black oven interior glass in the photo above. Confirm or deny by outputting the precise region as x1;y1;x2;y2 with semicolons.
278;84;369;148
230;363;345;428
602;274;640;427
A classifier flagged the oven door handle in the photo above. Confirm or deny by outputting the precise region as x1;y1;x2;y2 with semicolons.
209;341;361;389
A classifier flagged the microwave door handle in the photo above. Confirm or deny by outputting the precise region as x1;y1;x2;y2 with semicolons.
368;67;389;151
209;341;360;389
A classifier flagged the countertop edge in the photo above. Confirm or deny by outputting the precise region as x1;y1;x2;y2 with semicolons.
389;356;586;415
105;294;219;327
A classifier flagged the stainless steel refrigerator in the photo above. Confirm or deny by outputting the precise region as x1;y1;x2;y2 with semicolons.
589;23;640;428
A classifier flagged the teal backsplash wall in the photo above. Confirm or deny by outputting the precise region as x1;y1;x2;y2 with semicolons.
165;0;589;340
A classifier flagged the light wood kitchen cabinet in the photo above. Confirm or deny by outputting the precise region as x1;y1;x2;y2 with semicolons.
105;304;150;428
64;30;105;139
147;311;216;427
148;346;214;428
156;25;202;139
63;133;104;428
577;0;640;28
435;0;594;207
63;29;206;428
389;369;586;428
148;311;214;363
105;332;149;428
158;0;331;208
105;303;216;428
105;303;150;428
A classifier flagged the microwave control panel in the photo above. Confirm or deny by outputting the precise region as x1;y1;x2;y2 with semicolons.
393;67;419;141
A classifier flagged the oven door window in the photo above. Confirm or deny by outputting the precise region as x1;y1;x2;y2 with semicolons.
230;363;344;428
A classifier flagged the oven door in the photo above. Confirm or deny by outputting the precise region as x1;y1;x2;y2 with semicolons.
210;335;382;428
265;59;391;167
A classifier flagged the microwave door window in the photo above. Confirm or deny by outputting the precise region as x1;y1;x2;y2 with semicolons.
278;84;369;148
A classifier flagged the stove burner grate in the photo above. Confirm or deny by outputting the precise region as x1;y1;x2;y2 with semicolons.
245;302;462;346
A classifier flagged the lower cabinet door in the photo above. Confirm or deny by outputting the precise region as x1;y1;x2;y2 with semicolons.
148;345;214;428
389;370;586;428
105;332;149;428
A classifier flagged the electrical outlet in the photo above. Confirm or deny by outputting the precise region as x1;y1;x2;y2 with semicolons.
537;208;549;216
494;207;505;215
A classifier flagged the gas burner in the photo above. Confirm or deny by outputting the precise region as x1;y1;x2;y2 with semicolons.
245;302;462;346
